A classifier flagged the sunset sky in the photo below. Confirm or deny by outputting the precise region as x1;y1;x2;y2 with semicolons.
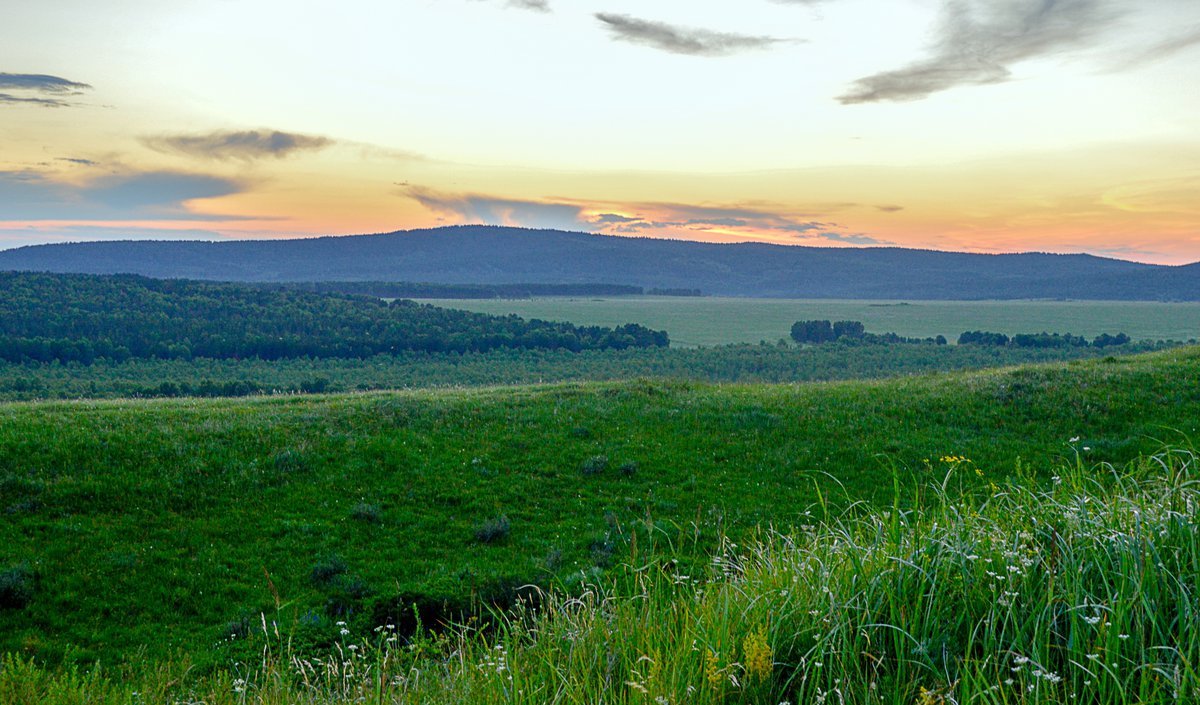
2;0;1198;263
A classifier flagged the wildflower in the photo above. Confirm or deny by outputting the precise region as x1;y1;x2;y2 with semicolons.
743;624;773;683
705;651;723;690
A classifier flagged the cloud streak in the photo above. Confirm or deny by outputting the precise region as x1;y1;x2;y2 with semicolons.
594;13;786;56
143;129;334;161
0;169;247;221
0;72;92;107
405;187;590;231
404;186;887;246
838;0;1121;104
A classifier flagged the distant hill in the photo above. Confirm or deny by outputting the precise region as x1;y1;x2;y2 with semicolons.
2;225;1198;299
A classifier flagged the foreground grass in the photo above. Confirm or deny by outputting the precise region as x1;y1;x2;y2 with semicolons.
3;447;1197;704
2;347;1200;666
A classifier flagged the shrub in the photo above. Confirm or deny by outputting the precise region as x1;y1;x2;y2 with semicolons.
0;565;35;609
617;461;638;477
349;502;382;524
580;455;608;476
474;516;511;544
309;554;349;588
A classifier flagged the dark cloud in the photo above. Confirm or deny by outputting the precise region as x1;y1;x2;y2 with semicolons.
595;13;785;56
0;73;92;108
838;0;1121;104
0;93;73;107
593;213;641;224
875;204;904;212
0;73;91;92
405;186;590;231
0;169;247;221
143;129;334;161
56;157;99;166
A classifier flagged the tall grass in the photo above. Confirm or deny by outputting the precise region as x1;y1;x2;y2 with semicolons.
3;448;1197;704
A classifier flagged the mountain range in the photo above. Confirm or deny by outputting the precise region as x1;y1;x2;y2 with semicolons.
2;225;1198;300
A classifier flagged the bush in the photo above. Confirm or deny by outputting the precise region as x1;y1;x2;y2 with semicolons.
0;565;35;609
309;554;349;588
580;455;608;476
474;516;511;544
617;461;638;477
349;502;382;524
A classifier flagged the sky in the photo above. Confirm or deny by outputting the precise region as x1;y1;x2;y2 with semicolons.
2;0;1199;263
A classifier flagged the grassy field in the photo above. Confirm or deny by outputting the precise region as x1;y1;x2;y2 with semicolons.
4;446;1197;704
418;297;1200;347
2;346;1200;671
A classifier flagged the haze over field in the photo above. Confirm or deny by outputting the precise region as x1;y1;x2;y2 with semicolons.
3;0;1199;263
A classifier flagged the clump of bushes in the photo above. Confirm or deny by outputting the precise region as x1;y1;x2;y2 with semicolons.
349;502;382;524
580;455;608;476
474;516;511;544
0;564;35;609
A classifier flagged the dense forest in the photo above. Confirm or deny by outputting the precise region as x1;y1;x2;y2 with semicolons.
3;225;1200;299
273;281;702;299
0;272;668;364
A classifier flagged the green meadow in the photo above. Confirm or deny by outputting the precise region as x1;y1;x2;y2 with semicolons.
2;346;1199;683
419;297;1200;347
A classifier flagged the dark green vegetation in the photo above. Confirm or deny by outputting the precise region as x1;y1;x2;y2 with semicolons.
2;347;1200;669
0;339;1164;402
0;272;668;364
423;295;1200;347
4;225;1200;298
278;281;700;298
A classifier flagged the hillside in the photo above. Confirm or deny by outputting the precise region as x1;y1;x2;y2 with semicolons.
3;225;1200;299
2;347;1199;666
0;272;667;364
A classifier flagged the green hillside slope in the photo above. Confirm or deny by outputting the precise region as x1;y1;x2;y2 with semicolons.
2;348;1199;666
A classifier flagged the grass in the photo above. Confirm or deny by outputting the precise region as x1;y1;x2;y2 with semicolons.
2;347;1200;668
418;296;1200;347
2;445;1196;703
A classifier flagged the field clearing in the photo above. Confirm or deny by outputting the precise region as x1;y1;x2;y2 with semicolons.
418;297;1200;347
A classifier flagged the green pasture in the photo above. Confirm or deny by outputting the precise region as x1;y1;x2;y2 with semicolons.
419;297;1200;347
2;347;1200;667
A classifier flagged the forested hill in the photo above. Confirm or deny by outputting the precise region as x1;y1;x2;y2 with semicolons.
0;272;668;364
2;225;1199;299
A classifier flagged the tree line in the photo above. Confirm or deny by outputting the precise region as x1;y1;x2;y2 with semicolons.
790;319;947;345
792;320;1135;349
0;272;668;364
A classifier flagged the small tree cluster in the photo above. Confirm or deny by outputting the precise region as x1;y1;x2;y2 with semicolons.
790;320;866;344
959;331;1133;348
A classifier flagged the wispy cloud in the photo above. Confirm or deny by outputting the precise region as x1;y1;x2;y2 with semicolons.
0;72;92;107
509;0;550;11
404;186;591;231
471;0;551;12
142;129;334;161
594;13;787;57
1117;26;1200;69
586;200;886;244
0;169;247;221
838;0;1122;104
404;186;887;246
